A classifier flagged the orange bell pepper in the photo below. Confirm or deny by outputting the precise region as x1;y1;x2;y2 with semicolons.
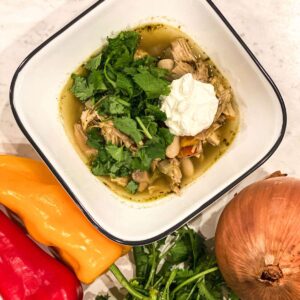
0;155;126;284
180;136;199;148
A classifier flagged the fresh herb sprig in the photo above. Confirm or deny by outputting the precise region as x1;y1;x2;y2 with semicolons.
87;127;173;180
97;227;238;300
71;31;174;193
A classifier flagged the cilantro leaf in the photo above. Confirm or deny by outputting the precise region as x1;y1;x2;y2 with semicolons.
86;128;104;150
107;31;139;56
135;138;166;170
85;53;102;70
133;71;170;99
133;55;157;67
145;103;167;121
158;128;174;146
126;180;138;194
87;70;107;91
91;159;112;176
114;49;132;69
139;116;157;137
104;31;140;69
98;96;128;115
105;144;124;162
133;246;149;282
91;150;132;178
116;73;133;96
123;66;138;76
166;238;190;264
144;138;166;159
149;65;170;78
114;117;143;144
70;74;94;101
135;150;153;170
110;161;132;177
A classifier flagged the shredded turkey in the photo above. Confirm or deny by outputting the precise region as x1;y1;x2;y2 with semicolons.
73;124;98;157
151;159;161;172
193;62;209;82
80;109;100;131
172;61;194;79
132;171;150;192
171;38;196;63
178;119;225;158
196;122;222;142
207;131;221;146
158;159;182;194
132;171;150;183
214;88;232;121
99;121;137;151
111;177;129;187
223;102;236;120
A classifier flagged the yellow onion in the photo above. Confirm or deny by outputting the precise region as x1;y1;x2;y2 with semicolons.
215;176;300;300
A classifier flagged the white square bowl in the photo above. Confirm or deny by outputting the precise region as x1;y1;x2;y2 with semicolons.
10;0;286;245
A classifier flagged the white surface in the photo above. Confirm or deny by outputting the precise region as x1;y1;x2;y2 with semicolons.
10;0;284;244
0;0;299;298
161;73;219;136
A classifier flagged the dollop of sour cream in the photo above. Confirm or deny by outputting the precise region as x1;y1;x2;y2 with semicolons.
160;73;219;136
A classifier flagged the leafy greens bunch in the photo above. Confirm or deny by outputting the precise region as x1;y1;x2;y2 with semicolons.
70;31;174;194
96;226;238;300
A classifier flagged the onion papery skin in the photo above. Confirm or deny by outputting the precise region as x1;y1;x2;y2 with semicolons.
215;177;300;300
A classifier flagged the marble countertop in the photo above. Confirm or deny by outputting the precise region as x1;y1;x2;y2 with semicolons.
0;0;300;298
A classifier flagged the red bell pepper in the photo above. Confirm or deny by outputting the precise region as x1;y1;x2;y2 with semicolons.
0;210;83;300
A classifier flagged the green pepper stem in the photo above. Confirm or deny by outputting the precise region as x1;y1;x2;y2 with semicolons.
136;117;152;139
109;264;149;300
171;267;218;296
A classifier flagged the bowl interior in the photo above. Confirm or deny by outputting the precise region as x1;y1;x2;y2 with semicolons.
11;0;285;244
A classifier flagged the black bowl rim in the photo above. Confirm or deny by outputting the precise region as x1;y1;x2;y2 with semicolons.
9;0;287;245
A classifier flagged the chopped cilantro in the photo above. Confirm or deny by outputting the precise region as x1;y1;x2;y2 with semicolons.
70;74;94;101
85;52;102;70
86;128;104;150
113;117;143;144
126;180;138;194
87;70;107;91
97;96;129;116
71;30;175;191
133;71;170;99
105;144;124;162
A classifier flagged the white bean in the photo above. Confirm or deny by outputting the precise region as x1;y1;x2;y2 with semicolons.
158;59;174;71
166;136;180;158
180;158;194;178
